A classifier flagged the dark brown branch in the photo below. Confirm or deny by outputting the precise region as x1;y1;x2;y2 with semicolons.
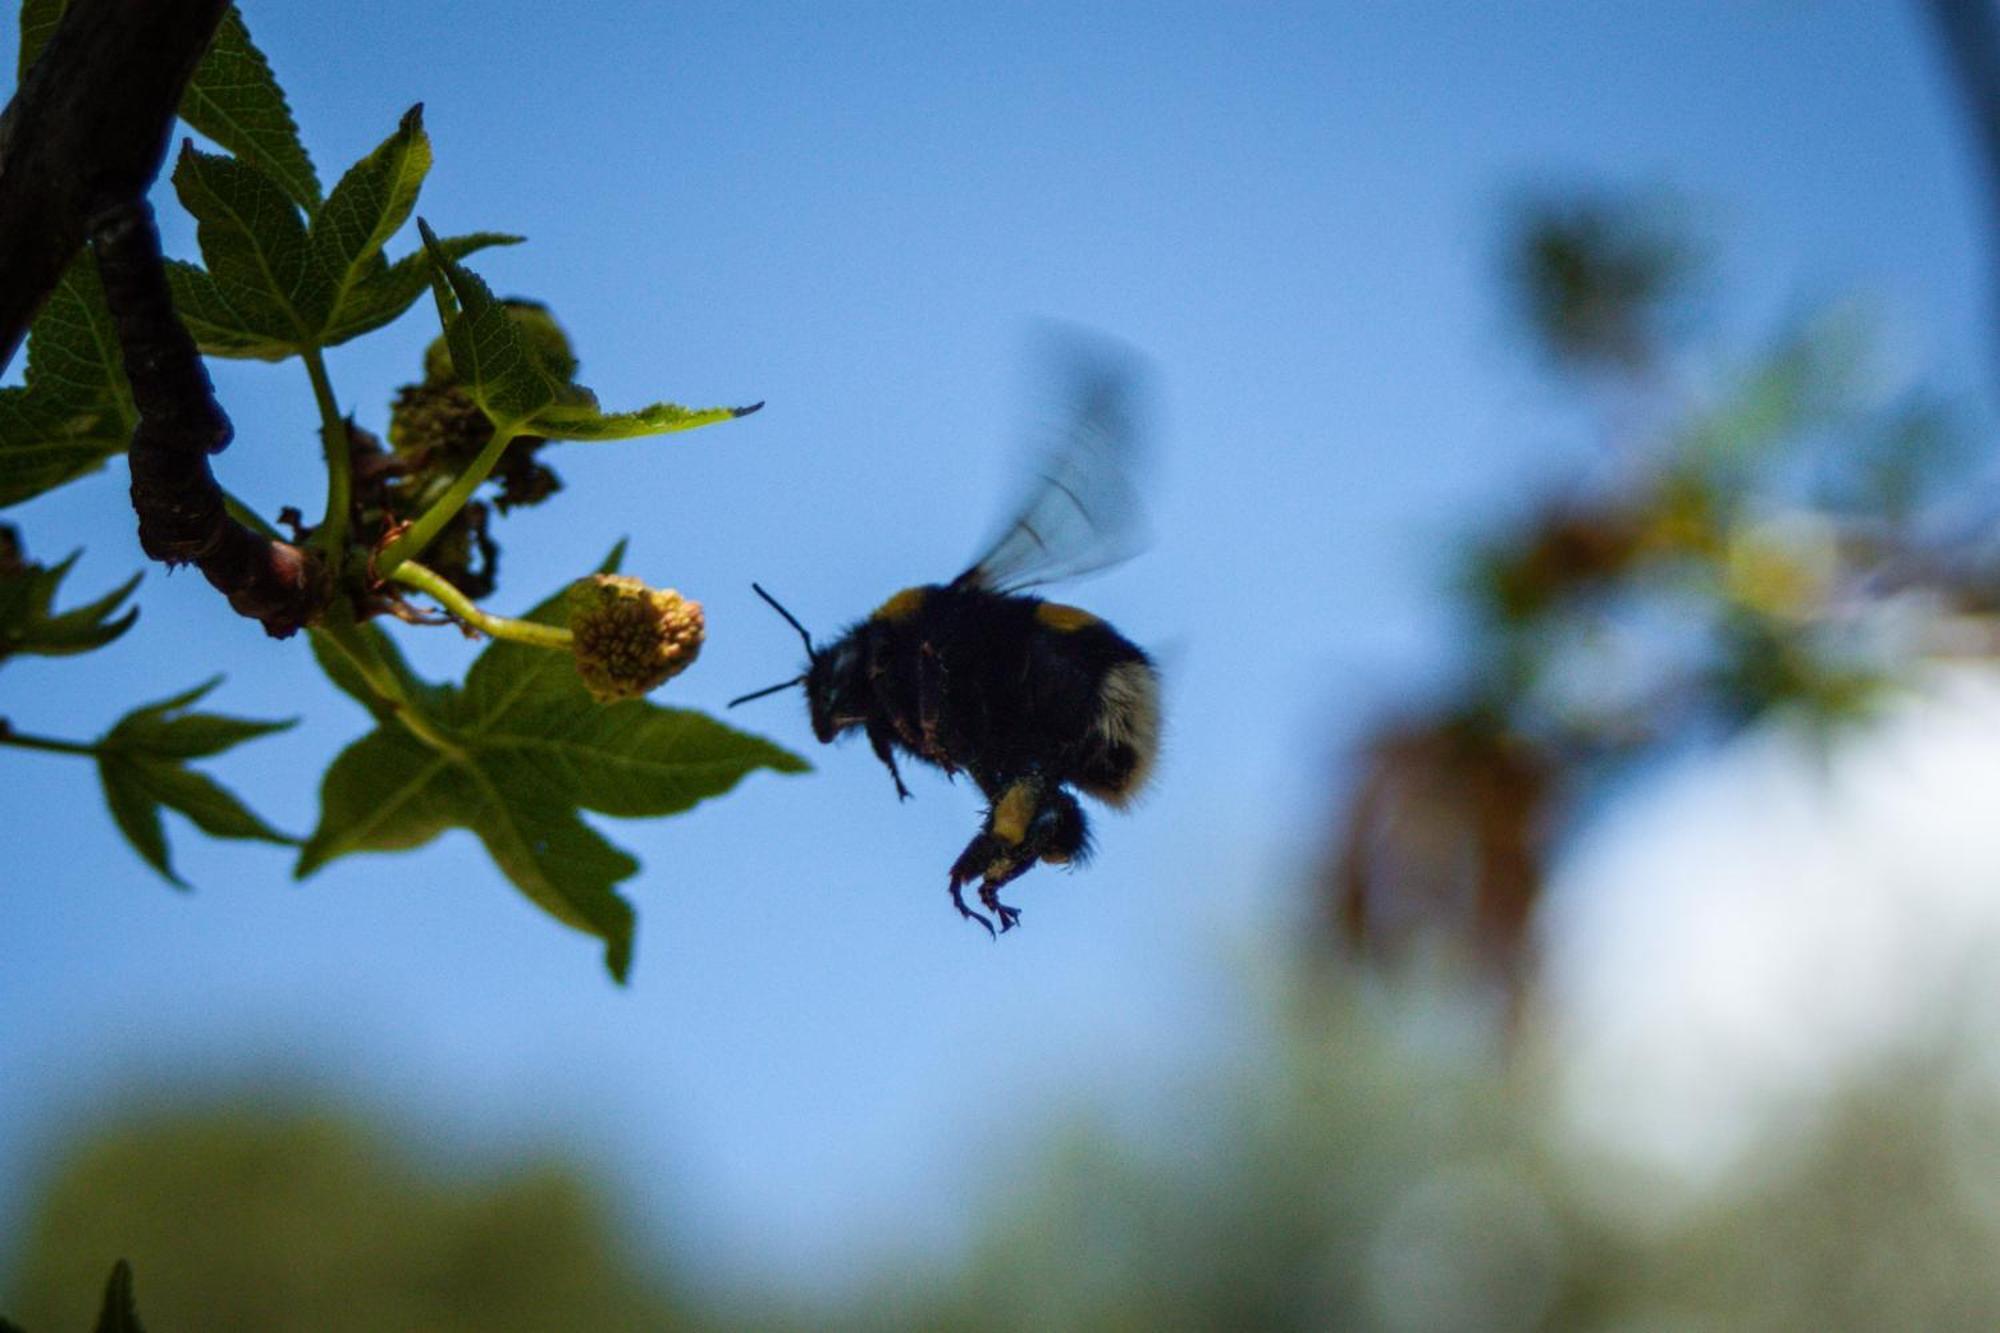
0;0;327;635
1928;0;2000;385
0;0;230;372
94;201;322;637
1931;0;2000;201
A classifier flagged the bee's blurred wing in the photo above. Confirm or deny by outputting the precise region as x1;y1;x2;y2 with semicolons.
955;330;1151;594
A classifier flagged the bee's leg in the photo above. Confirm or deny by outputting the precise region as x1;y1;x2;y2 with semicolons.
865;640;924;754
960;773;1052;933
917;641;955;772
965;790;1089;930
865;719;913;801
946;845;998;938
976;857;1031;933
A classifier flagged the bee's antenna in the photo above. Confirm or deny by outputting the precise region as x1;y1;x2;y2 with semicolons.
728;674;808;708
730;583;817;708
751;582;817;657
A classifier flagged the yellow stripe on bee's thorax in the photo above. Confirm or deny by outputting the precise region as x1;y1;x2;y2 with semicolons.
1034;602;1100;632
991;781;1038;845
871;587;927;623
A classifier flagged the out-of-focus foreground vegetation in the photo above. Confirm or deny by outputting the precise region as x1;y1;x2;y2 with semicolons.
13;189;2000;1329
12;983;2000;1330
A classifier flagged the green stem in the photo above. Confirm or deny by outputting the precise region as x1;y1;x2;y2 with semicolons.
223;486;279;540
0;726;98;757
375;419;521;580
303;347;350;555
390;561;574;650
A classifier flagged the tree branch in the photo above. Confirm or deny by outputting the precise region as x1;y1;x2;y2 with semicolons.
94;200;323;637
0;0;230;371
0;0;327;636
1928;0;2000;374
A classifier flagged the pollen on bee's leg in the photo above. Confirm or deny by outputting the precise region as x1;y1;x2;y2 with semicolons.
989;779;1041;846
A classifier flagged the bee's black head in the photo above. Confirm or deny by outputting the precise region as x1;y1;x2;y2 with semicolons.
801;636;870;743
728;585;867;745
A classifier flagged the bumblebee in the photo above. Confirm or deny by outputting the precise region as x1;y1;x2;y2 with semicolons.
732;343;1159;935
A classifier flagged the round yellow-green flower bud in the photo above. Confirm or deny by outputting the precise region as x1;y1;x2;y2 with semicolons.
569;574;704;701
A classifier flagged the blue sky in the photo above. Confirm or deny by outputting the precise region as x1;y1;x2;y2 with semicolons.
1;0;1992;1294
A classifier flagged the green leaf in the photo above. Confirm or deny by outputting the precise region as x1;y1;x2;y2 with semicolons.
462;761;640;979
93;1260;147;1333
165;259;298;361
91;1260;146;1333
95;678;299;888
299;105;431;330
300;556;808;982
297;727;459;874
0;388;127;507
25;258;134;421
100;758;183;887
124;758;295;841
109;697;292;759
0;255;139;505
117;675;225;720
171;141;312;346
318;232;522;348
0;537;140;663
169;103;520;355
419;220;557;428
25;569;141;656
308;619;444;723
497;700;810;819
18;0;63;83
180;8;322;214
527;398;762;442
418;220;760;443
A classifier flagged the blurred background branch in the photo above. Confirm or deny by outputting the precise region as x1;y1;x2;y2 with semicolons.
1930;0;2000;354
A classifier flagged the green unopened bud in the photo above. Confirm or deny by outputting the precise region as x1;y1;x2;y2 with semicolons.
389;380;489;459
569;575;704;701
504;301;579;382
421;334;456;386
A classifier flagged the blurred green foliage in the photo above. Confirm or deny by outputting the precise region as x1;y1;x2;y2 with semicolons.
1508;192;1694;372
1;1103;691;1332
13;985;2000;1331
1328;193;1988;995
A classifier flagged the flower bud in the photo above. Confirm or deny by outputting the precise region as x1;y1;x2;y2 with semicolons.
569;575;704;701
389;380;489;459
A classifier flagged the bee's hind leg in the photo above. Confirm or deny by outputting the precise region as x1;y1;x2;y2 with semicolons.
972;790;1090;930
976;857;1031;933
946;851;998;937
946;819;1025;937
942;774;1082;936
